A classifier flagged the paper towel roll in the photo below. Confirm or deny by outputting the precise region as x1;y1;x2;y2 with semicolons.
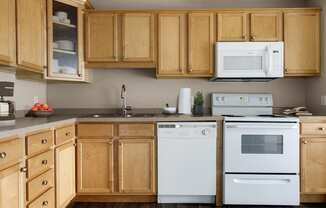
178;88;192;115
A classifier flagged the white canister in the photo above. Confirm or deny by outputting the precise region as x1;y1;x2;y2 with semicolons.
178;88;192;115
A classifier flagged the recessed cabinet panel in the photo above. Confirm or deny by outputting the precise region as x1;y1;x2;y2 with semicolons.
158;13;187;75
284;12;320;76
17;0;46;73
86;12;118;62
118;139;155;194
0;0;16;66
301;138;326;194
188;13;214;76
217;13;248;41
250;12;283;41
77;139;114;193
122;13;155;62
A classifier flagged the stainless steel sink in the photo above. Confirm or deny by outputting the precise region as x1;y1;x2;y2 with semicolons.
89;113;156;118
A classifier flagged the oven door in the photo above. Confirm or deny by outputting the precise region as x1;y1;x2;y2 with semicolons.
224;122;299;173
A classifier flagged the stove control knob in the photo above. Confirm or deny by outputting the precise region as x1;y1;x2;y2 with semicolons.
202;129;210;136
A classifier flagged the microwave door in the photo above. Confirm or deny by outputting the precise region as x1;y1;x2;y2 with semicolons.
217;50;268;78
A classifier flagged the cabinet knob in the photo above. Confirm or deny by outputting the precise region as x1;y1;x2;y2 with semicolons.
41;139;48;144
42;180;48;186
250;35;256;41
42;160;48;165
285;68;288;73
0;152;7;159
20;167;28;173
303;140;308;144
42;200;48;206
65;132;71;136
242;35;246;40
319;127;326;131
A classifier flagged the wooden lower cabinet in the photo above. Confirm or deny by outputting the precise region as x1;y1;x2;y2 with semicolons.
0;163;24;208
118;139;155;194
77;139;114;193
301;137;326;194
56;141;76;208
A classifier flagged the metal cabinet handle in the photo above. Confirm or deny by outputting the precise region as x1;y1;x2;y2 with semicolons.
20;167;28;173
319;127;326;131
251;35;256;41
303;140;308;144
0;152;7;159
41;139;48;144
65;132;71;136
42;160;48;165
42;200;48;206
42;180;48;186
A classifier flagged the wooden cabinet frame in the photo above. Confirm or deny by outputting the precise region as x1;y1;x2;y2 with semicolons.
217;12;249;41
45;0;85;81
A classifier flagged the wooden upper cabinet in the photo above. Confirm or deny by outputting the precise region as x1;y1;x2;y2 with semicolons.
301;138;326;194
122;13;155;62
118;139;155;194
56;141;76;208
217;13;248;41
86;12;118;62
0;0;16;66
284;11;320;76
16;0;46;73
0;163;24;208
188;13;214;76
157;13;187;76
77;139;114;193
250;12;283;41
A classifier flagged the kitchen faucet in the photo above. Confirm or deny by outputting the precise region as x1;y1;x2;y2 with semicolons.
121;84;131;117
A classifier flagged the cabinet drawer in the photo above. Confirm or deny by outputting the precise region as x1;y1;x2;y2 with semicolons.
27;169;54;201
0;137;24;168
77;123;114;137
56;125;75;145
118;124;155;137
28;187;55;208
26;130;54;156
301;123;326;135
27;150;54;179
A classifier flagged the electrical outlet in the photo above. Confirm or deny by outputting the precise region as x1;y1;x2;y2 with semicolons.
33;96;39;104
321;95;326;106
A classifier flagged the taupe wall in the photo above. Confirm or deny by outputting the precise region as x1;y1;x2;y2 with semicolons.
0;70;47;110
47;70;307;109
305;0;326;113
47;0;309;110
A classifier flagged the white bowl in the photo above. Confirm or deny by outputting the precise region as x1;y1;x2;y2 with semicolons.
163;107;177;114
56;40;74;51
55;11;68;22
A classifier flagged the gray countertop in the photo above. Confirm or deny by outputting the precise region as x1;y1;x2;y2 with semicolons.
0;113;224;139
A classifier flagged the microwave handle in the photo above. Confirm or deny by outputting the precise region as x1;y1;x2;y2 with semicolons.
265;45;273;76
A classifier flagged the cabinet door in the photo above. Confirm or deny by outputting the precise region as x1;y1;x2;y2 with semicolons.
0;0;16;66
250;12;283;41
284;12;320;76
157;13;186;76
17;0;46;73
188;13;214;76
217;13;248;41
122;13;155;62
77;139;114;193
301;138;326;194
118;139;155;194
86;12;118;62
56;141;76;208
0;163;24;208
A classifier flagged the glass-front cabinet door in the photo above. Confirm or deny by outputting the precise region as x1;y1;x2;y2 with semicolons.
46;0;84;81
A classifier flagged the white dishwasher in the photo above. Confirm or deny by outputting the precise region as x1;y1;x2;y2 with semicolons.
157;122;217;204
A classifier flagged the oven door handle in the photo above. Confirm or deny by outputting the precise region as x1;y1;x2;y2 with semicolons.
226;124;297;129
233;178;291;185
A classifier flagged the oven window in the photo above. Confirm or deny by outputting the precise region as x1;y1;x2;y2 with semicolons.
241;135;283;154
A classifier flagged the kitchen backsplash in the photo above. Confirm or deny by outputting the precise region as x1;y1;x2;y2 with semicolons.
47;69;307;109
0;70;47;111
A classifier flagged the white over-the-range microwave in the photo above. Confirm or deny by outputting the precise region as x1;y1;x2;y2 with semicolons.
211;42;284;82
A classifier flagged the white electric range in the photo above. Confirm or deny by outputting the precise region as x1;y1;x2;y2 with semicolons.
212;93;300;206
